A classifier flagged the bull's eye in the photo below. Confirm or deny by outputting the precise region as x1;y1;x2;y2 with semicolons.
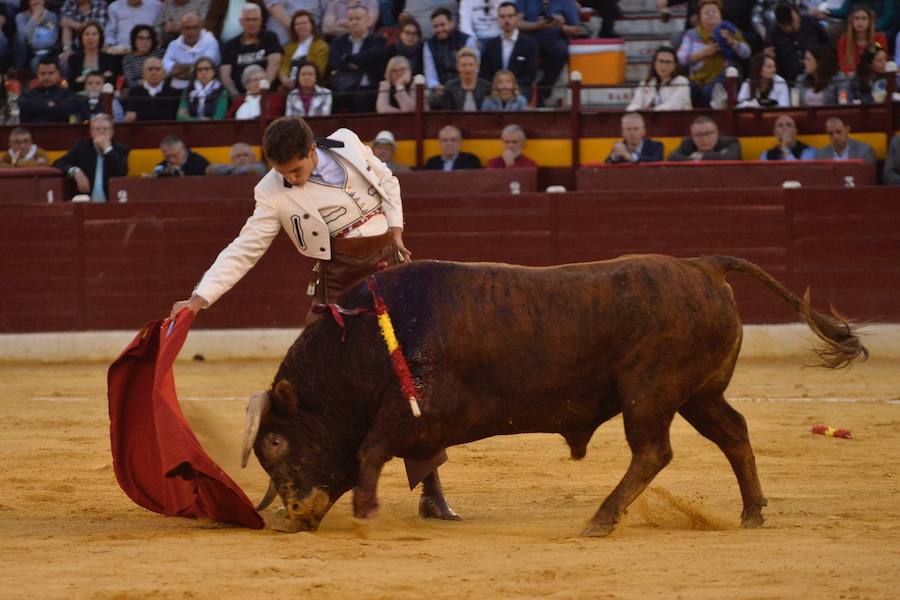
263;433;289;458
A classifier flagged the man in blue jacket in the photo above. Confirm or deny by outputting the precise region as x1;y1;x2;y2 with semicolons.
605;113;665;164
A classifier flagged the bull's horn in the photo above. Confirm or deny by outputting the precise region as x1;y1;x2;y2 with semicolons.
241;391;270;468
255;479;278;511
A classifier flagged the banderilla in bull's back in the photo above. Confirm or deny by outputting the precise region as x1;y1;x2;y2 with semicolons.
241;254;867;536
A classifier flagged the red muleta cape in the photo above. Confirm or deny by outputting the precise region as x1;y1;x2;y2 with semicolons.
107;311;264;529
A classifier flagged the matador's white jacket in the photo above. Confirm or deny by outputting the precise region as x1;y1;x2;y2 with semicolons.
193;128;403;306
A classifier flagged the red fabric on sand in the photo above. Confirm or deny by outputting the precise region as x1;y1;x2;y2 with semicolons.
107;311;264;529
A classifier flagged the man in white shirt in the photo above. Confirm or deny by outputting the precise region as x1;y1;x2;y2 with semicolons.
106;0;163;49
170;117;461;522
163;12;221;89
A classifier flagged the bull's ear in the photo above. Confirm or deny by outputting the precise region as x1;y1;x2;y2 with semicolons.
272;379;300;413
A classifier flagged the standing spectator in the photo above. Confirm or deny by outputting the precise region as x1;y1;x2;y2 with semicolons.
206;142;266;175
481;69;527;110
387;15;424;75
204;0;265;42
816;115;875;163
848;42;888;103
0;127;49;167
377;55;416;113
176;56;229;119
459;0;501;47
795;46;847;106
479;2;538;98
322;0;378;37
883;135;900;185
18;56;82;122
53;113;129;201
285;59;331;115
765;2;828;85
370;130;410;172
827;0;895;38
80;69;126;121
121;24;163;87
327;4;385;113
152;134;210;176
605;113;664;164
60;0;108;59
429;46;490;109
677;0;750;108
278;9;328;90
157;0;212;46
423;7;477;89
105;0;163;50
67;21;122;91
163;12;220;90
836;5;887;74
220;3;282;95
425;124;481;169
759;114;816;160
626;45;692;111
122;56;181;120
400;0;456;38
226;63;286;118
668;115;741;161
516;0;581;106
265;0;325;45
737;53;790;107
14;0;60;73
487;123;537;168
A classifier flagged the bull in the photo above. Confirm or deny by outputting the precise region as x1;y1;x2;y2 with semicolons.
242;254;866;536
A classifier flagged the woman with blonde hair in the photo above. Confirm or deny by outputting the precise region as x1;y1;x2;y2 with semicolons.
377;55;417;113
278;10;329;90
429;46;491;111
836;5;887;74
482;69;527;111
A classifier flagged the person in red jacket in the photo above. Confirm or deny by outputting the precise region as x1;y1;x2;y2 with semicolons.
836;6;887;74
486;124;537;169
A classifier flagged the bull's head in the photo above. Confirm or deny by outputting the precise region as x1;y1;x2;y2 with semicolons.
242;379;357;532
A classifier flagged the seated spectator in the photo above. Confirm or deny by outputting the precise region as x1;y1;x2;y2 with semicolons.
53;113;129;201
278;10;329;90
759;114;816;160
67;21;122;92
176;57;230;120
830;1;893;54
152;134;209;177
481;69;528;110
425;124;481;170
220;3;282;96
207;142;267;175
517;0;581;106
479;2;538;99
18;56;83;123
626;45;691;111
737;53;790;107
163;12;221;91
327;5;385;113
430;46;491;110
459;0;501;47
370;130;411;173
402;0;457;38
122;56;181;120
883;134;900;185
205;0;265;43
668;115;741;161
105;0;163;52
121;24;163;88
766;2;828;85
80;70;125;121
605;113;664;164
59;0;109;59
226;63;286;118
386;16;424;76
795;46;847;106
322;0;379;37
285;60;331;116
377;56;417;113
14;0;60;73
423;7;477;90
487;123;537;168
158;0;213;46
816;115;875;163
0;127;50;167
837;6;888;75
677;0;750;108
848;43;888;104
265;1;325;47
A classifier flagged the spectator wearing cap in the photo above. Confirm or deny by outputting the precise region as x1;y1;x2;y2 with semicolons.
1;127;50;167
668;115;741;161
605;113;664;164
486;123;537;168
163;12;221;90
371;130;411;173
285;60;331;116
207;142;267;176
152;134;210;177
18;57;82;123
816;116;875;163
426;124;482;170
759;114;816;161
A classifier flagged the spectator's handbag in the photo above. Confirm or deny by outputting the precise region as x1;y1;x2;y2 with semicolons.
331;70;363;93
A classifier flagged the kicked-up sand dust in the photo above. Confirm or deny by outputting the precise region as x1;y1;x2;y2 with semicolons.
1;356;899;599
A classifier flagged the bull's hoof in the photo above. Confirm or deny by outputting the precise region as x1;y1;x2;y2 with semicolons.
740;511;765;529
581;520;616;537
419;494;462;521
269;516;311;533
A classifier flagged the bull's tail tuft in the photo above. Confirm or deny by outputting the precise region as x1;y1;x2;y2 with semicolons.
712;256;868;369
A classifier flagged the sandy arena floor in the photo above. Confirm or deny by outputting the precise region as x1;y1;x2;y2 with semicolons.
2;355;899;599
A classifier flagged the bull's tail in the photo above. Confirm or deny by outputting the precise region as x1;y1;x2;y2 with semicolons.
710;255;869;369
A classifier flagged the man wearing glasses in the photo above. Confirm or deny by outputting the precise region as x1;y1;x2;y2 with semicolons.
163;12;221;90
668;115;741;161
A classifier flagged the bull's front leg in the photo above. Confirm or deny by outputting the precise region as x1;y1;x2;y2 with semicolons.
353;442;390;519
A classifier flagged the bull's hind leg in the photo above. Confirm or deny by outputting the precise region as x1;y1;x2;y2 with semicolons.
678;392;767;528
